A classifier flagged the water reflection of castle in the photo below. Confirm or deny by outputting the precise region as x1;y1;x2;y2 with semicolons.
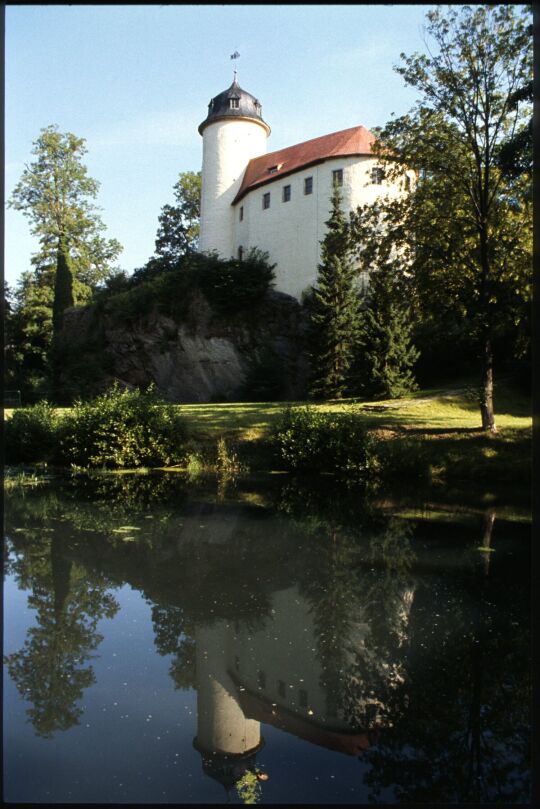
193;581;415;792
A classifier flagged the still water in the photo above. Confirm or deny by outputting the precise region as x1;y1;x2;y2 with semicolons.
3;472;531;804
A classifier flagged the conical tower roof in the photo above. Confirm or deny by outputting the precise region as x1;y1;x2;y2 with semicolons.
198;79;270;135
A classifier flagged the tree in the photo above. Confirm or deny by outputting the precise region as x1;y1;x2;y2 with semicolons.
308;185;360;399
372;5;532;430
9;125;122;295
6;271;54;401
154;170;201;262
52;235;74;334
8;125;123;399
349;200;419;399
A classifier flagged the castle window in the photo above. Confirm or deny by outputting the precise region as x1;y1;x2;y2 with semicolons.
258;670;266;690
332;168;343;187
267;163;282;174
304;176;313;195
371;167;385;185
282;184;291;202
229;98;240;109
263;192;271;209
404;174;411;192
239;206;244;221
238;246;243;261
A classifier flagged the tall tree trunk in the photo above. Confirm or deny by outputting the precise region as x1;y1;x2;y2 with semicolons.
480;335;497;432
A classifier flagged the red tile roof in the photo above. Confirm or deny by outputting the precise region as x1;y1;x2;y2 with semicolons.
236;681;376;757
232;125;376;204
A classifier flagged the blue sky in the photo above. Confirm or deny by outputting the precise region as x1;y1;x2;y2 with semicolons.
5;3;434;287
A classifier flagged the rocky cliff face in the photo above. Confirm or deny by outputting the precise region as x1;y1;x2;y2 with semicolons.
59;290;308;403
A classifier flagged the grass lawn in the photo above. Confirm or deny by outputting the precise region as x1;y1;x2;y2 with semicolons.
174;380;531;441
4;379;531;485
175;380;531;486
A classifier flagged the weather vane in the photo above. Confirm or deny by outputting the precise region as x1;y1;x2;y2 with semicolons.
230;51;240;82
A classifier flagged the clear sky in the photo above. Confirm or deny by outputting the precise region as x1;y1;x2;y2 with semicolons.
5;3;435;288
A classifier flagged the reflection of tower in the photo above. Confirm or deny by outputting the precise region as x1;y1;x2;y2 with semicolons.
193;621;264;793
198;79;270;258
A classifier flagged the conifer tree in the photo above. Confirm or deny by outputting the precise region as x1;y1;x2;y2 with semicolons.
349;199;419;400
359;266;419;400
308;185;360;399
52;236;74;335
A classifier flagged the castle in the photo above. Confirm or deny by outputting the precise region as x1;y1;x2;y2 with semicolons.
199;78;413;299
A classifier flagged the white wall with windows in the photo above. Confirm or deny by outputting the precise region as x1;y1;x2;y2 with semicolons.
233;156;410;299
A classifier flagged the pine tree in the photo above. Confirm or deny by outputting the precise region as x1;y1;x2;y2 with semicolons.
52;236;75;334
360;265;419;400
308;185;360;399
349;199;419;400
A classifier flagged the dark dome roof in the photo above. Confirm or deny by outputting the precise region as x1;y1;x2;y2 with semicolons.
198;80;270;135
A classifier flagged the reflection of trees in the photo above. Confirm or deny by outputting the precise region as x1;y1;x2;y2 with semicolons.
363;509;531;803
5;478;530;801
151;604;196;691
4;531;118;738
298;512;415;731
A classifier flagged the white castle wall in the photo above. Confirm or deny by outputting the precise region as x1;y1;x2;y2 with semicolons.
233;156;409;300
199;119;269;258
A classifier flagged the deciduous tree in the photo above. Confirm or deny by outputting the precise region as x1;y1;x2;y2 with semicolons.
371;5;532;430
154;170;201;262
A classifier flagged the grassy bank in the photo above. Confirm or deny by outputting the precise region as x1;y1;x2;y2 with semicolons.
4;380;531;486
172;381;531;485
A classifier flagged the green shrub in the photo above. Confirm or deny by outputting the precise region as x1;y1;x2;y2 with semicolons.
59;384;188;469
375;436;431;481
4;401;60;464
274;406;381;480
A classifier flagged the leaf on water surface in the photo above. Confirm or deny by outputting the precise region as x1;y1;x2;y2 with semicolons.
112;526;142;533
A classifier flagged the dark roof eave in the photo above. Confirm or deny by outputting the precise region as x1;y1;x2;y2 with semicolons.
231;152;374;205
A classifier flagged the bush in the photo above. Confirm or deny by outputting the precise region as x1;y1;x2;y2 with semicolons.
4;401;60;464
59;385;188;469
374;436;431;481
274;406;381;481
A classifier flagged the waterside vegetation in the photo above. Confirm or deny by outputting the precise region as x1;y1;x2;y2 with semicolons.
4;380;530;488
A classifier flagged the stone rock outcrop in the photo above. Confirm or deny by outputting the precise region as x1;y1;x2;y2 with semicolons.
59;290;308;403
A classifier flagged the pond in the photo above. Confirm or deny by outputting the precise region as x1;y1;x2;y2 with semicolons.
3;472;531;804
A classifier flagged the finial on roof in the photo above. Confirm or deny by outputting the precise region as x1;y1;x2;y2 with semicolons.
230;50;240;82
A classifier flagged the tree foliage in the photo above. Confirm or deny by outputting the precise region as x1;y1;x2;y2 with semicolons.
308;186;360;399
369;4;532;428
154;170;201;262
350;200;419;399
8;125;123;401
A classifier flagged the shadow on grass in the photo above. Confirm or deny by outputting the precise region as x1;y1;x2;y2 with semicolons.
398;426;485;436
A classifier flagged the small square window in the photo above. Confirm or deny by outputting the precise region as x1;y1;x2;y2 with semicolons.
304;176;313;195
371;167;385;185
239;206;244;221
282;185;291;202
332;169;343;187
230;98;239;109
263;192;271;209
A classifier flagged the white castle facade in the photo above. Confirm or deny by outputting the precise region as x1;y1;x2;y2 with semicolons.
199;79;413;299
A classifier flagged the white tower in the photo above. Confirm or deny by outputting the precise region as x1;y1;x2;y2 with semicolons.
198;79;270;258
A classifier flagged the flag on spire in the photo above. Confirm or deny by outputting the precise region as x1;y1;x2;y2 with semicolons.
230;51;240;60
